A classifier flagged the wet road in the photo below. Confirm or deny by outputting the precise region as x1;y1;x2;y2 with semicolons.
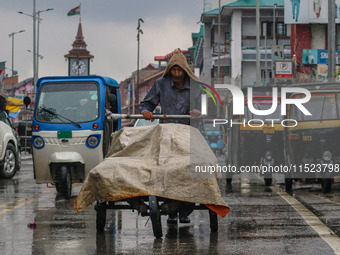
0;158;340;255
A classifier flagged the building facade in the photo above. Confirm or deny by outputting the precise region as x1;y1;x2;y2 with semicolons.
196;0;290;88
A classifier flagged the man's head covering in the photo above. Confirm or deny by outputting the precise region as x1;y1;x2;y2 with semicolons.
163;48;201;82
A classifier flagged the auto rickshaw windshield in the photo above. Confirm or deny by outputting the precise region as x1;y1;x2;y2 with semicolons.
290;93;340;121
35;82;99;123
243;100;282;122
203;124;223;131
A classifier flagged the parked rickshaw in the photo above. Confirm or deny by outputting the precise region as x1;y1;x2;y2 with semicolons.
227;87;285;186
284;83;340;193
32;76;121;198
200;121;226;154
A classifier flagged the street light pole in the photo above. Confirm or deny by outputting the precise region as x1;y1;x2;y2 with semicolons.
36;8;53;79
136;18;144;114
27;50;43;60
217;0;221;84
33;0;36;92
18;5;53;93
9;30;25;96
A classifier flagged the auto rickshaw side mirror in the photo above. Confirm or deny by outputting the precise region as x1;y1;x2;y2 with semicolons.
23;96;31;108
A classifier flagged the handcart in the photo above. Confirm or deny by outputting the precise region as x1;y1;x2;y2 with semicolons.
93;113;220;238
95;197;218;238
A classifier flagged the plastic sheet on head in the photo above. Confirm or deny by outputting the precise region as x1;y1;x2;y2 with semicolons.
75;124;229;217
6;97;25;114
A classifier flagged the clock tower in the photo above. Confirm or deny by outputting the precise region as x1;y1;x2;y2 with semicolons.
64;21;94;76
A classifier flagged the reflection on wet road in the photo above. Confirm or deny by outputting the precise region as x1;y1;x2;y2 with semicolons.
0;160;340;254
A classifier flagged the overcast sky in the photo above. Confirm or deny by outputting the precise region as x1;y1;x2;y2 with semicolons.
0;0;204;83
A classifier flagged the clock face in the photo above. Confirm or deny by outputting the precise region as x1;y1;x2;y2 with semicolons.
70;59;88;75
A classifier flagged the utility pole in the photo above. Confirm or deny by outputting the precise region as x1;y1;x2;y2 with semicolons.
9;30;25;96
136;18;144;114
256;0;261;86
328;0;336;80
217;0;221;84
273;4;277;46
264;23;267;84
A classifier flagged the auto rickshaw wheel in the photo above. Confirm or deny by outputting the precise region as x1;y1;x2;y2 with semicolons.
148;196;163;238
321;178;332;193
95;201;106;231
264;178;272;186
264;172;272;186
209;209;218;232
60;166;72;199
0;144;18;179
285;178;293;192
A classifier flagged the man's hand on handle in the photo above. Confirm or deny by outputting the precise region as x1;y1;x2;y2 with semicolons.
189;109;201;118
142;110;199;121
142;111;154;122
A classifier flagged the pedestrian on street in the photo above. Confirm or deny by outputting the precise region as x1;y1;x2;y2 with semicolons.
139;48;201;124
0;95;11;126
139;48;202;224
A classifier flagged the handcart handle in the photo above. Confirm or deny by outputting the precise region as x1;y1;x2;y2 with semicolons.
106;112;191;120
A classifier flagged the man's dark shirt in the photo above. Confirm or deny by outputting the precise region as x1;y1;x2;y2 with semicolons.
139;76;191;125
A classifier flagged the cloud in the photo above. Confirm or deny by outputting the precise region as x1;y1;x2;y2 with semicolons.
0;0;203;83
38;14;199;82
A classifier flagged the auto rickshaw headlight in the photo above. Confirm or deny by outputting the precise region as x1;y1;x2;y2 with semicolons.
86;135;101;148
322;151;332;161
33;136;45;149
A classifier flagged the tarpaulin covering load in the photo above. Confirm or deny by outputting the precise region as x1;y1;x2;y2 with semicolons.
75;124;230;217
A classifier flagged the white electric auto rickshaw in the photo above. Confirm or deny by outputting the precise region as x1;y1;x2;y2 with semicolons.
32;76;121;198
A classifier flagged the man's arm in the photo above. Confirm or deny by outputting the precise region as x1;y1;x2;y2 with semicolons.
189;80;202;118
139;80;160;121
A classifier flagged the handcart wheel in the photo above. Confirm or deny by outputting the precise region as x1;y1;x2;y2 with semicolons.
95;201;106;231
148;196;163;238
209;209;218;232
55;183;61;193
60;166;72;199
285;177;292;192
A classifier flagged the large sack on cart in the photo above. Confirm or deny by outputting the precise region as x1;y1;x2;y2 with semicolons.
75;123;229;217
